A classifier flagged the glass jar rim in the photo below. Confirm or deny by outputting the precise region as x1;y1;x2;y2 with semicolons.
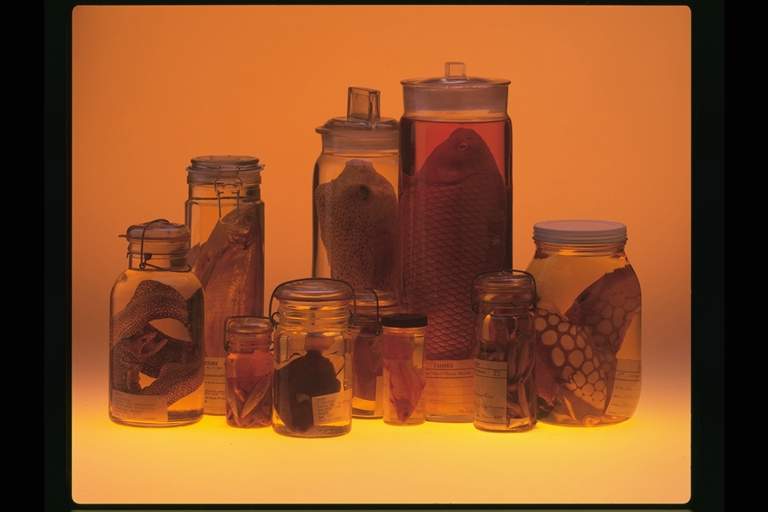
533;219;627;245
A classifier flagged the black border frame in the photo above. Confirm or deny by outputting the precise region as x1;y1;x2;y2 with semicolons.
44;1;724;510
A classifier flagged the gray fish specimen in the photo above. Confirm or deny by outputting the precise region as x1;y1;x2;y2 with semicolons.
315;159;398;291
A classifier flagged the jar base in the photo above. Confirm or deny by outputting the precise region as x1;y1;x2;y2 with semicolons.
426;415;473;423
540;415;631;427
109;412;203;428
272;424;351;438
474;421;536;432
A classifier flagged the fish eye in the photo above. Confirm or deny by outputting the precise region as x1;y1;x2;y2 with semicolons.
457;142;470;151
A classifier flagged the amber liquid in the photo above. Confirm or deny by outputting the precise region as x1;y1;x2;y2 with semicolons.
400;117;512;422
527;248;641;426
109;273;204;427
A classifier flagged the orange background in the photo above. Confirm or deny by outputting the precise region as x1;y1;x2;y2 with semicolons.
72;6;690;504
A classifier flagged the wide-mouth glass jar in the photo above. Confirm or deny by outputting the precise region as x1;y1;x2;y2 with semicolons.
526;220;641;426
270;278;354;437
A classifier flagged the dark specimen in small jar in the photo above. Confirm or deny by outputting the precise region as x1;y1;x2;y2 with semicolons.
274;350;341;433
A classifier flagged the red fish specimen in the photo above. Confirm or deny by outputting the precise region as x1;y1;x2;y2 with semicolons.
192;203;264;366
401;128;506;360
382;334;425;422
534;267;641;422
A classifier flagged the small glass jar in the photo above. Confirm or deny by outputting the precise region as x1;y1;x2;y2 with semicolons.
472;270;537;432
313;87;399;295
380;314;427;426
185;155;265;415
351;290;398;418
526;220;642;426
109;219;204;427
224;316;274;428
270;279;354;437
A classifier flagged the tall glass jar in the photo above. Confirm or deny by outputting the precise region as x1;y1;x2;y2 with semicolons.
400;62;513;422
224;316;274;428
350;290;398;418
270;279;354;437
185;155;265;415
109;219;204;427
313;87;400;297
472;270;537;432
526;220;642;426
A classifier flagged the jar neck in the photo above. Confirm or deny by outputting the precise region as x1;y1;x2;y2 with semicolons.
277;300;351;333
382;326;425;338
187;181;261;202
228;338;271;353
534;240;626;257
127;239;190;271
477;303;533;317
320;135;399;156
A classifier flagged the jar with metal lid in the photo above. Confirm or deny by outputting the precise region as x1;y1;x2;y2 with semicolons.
270;278;354;437
472;270;537;432
313;87;400;296
400;62;513;422
224;316;274;428
380;314;427;426
185;155;265;415
350;290;399;418
109;219;204;427
526;220;642;426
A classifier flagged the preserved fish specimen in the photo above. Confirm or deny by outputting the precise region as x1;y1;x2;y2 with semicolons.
186;155;265;415
380;314;427;425
534;268;641;422
225;317;273;428
315;160;398;291
402;127;506;360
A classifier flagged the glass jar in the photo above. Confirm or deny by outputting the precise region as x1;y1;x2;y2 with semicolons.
313;87;400;296
380;314;427;426
109;219;204;427
472;270;537;432
224;316;274;428
270;278;354;437
350;290;399;418
400;62;513;422
526;220;642;426
185;155;265;415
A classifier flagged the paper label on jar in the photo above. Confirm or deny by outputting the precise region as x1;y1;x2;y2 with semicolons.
374;376;384;416
312;388;352;425
111;389;167;422
423;359;475;418
204;356;226;414
473;360;508;424
605;359;641;418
